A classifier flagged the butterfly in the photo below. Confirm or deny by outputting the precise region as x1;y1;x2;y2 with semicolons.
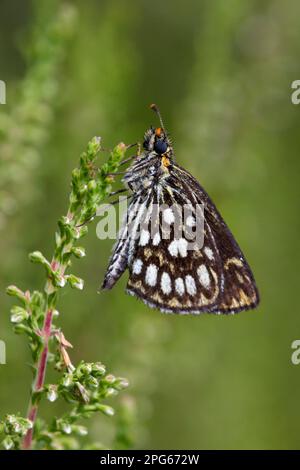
101;104;259;314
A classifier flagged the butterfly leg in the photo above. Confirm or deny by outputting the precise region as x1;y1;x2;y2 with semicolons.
119;155;138;167
76;213;97;228
108;195;130;206
108;188;128;197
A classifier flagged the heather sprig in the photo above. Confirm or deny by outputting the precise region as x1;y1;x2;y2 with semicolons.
2;137;129;450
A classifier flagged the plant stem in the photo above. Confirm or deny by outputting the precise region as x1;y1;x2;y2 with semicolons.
23;254;71;448
22;307;54;449
19;139;127;450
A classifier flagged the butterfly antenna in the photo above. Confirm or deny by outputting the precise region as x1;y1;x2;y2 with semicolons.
150;103;166;133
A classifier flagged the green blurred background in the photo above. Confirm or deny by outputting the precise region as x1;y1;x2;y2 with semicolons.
1;0;300;449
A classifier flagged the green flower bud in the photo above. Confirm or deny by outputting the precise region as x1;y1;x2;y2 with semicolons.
2;436;14;450
62;423;72;434
105;387;118;397
47;385;58;402
71;246;86;258
86;376;98;388
61;373;73;388
78;184;88;197
104;374;116;384
29;251;49;266
92;362;106;376
53;273;66;288
88;179;97;191
98;404;115;417
65;274;84;290
73;425;88;436
78;362;93;375
114;377;129;390
10;306;29;324
60;215;72;227
71;168;81;190
13;324;33;336
87;136;101;156
6;285;28;304
30;290;44;308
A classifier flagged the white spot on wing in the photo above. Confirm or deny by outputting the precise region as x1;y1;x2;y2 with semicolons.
204;247;214;260
168;240;178;257
161;272;172;295
197;264;210;288
185;275;196;295
175;278;185;296
153;232;161;246
177;238;188;257
163;208;175;225
132;259;143;275
145;264;158;286
139;229;150;246
168;238;188;257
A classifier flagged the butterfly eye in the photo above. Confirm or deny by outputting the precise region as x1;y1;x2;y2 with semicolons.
154;139;168;155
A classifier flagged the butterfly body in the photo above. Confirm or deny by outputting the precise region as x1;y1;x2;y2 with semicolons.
102;107;259;315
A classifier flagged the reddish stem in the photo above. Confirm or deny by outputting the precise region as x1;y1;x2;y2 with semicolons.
22;308;53;450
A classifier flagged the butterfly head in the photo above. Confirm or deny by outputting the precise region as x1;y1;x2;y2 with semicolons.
143;126;168;153
143;104;172;160
123;105;174;189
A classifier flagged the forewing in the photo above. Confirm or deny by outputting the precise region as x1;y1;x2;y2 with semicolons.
103;157;259;314
126;178;224;313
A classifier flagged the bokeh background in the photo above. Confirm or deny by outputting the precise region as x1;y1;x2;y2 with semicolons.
1;0;300;449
